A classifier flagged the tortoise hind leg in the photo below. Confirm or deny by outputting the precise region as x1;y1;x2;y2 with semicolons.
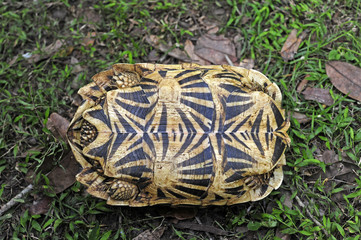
77;167;139;204
247;155;286;202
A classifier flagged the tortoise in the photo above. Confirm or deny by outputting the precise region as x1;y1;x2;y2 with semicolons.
67;63;290;206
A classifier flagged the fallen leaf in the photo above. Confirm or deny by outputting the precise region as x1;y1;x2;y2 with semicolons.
194;34;237;65
146;35;190;62
82;32;96;47
147;49;160;62
8;55;18;66
239;58;255;69
283;190;293;209
306;150;358;196
184;40;210;65
29;195;52;215
291;112;311;124
198;16;219;32
302;87;334;106
46;112;70;141
296;75;309;93
320;150;338;165
27;40;64;63
174;222;229;236
70;56;83;74
207;26;219;34
326;61;361;102
280;29;307;61
46;151;79;194
132;227;166;240
25;150;79;197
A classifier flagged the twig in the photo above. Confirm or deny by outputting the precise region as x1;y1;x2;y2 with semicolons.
295;195;330;238
224;54;234;66
0;184;33;216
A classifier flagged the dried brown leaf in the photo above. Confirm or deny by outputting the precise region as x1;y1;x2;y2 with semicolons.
146;35;190;62
296;75;309;93
320;150;338;165
194;34;236;65
207;26;219;34
70;56;83;74
184;40;210;65
46;112;70;141
302;87;334;106
308;150;358;187
8;55;18;66
326;61;361;102
132;227;166;240
27;40;65;63
46;151;78;194
291;112;311;124
29;195;52;215
147;50;160;62
82;32;96;47
198;16;218;32
280;29;306;61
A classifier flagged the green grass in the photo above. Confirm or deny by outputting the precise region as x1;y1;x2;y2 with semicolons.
1;0;361;239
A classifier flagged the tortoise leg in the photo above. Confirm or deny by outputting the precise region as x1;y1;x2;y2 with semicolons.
107;180;139;201
92;64;142;92
244;171;272;190
77;167;139;201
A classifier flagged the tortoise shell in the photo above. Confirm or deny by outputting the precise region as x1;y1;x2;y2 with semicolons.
67;63;290;206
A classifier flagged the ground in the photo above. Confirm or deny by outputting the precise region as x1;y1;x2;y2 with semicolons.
1;0;361;239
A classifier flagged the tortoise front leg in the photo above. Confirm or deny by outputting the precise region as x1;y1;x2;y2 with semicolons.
92;64;142;92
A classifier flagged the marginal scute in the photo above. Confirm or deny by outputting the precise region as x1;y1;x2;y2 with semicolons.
67;63;290;206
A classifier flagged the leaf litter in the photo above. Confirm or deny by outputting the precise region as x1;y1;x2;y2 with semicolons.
146;35;190;62
25;113;78;214
26;40;65;63
291;112;311;124
304;150;359;202
132;227;166;240
184;39;210;65
147;33;239;66
302;87;334;106
296;75;309;93
194;34;237;65
46;112;70;141
326;61;361;102
280;29;307;61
